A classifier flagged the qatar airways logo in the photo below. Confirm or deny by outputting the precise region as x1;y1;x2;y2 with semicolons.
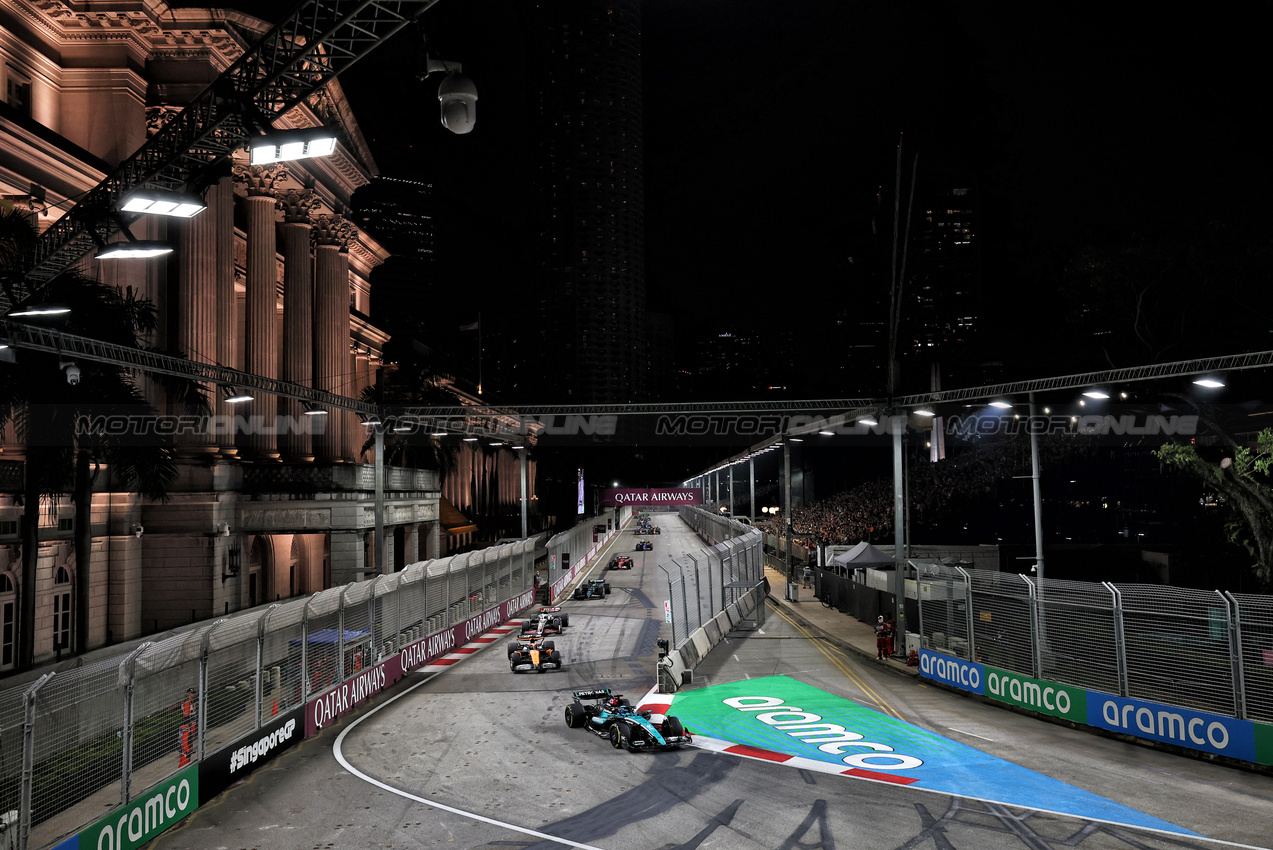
604;488;702;506
464;608;501;641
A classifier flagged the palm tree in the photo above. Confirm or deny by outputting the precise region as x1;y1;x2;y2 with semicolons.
1;207;208;668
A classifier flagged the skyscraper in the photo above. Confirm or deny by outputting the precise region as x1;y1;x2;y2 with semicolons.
524;0;647;404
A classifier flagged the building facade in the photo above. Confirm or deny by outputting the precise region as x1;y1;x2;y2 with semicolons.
525;0;648;404
0;1;471;671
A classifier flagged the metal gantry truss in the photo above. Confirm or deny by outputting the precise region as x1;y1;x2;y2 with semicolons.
7;319;1273;438
2;0;440;312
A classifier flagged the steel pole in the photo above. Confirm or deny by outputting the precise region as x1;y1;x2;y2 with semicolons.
1029;392;1045;652
374;426;386;576
892;415;906;655
519;447;529;539
784;438;796;601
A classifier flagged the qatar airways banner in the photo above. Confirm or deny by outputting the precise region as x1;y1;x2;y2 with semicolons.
603;488;702;506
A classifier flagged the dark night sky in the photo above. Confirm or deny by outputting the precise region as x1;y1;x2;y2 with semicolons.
228;1;1273;381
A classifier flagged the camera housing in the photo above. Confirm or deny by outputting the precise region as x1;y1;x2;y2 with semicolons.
438;73;477;134
63;362;81;385
132;523;144;538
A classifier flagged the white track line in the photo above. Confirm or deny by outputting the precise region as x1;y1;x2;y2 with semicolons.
331;627;609;850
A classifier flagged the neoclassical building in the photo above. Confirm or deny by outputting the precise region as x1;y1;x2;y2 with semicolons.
0;1;527;672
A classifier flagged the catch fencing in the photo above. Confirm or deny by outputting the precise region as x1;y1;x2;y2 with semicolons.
914;562;1273;723
663;507;765;649
0;534;547;850
544;507;633;602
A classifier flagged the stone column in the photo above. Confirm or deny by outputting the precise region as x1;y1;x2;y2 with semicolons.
234;164;284;460
172;181;218;454
278;187;318;461
211;178;237;456
346;345;363;461
313;215;353;462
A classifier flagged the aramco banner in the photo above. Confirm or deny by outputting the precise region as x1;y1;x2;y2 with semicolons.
603;488;702;506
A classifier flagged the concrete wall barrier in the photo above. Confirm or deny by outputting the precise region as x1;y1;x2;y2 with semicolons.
712;611;731;637
691;629;712;661
703;617;722;645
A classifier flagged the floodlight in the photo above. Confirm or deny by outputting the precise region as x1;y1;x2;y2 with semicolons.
97;241;173;259
1193;378;1225;388
989;400;1013;409
120;187;206;218
8;304;70;317
1082;389;1110;399
249;127;340;165
223;386;253;404
914;408;935;417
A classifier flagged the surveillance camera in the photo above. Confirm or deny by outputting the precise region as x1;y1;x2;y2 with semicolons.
217;522;231;537
438;74;477;134
64;362;81;385
132;523;144;538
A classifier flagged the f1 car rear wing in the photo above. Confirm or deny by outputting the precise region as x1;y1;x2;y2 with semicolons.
572;688;612;700
541;606;563;614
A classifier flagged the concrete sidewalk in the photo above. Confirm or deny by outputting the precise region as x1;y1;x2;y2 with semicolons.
763;565;919;680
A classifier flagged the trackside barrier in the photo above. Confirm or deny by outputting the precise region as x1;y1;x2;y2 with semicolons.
545;508;632;603
912;563;1273;726
6;533;548;850
917;648;1273;767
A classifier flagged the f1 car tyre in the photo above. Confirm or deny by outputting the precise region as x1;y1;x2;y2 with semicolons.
507;645;517;659
542;640;555;651
548;650;562;665
610;723;628;750
565;703;586;728
561;614;570;627
664;716;684;737
604;585;611;595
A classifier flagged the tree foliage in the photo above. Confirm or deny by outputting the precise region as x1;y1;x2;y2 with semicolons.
1156;429;1273;589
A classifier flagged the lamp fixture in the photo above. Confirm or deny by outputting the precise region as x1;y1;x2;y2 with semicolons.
223;386;253;404
818;430;835;436
914;408;935;417
1082;389;1110;399
431;430;448;437
97;240;172;259
249;126;338;165
857;416;878;426
301;402;328;416
1193;377;1225;388
989;400;1013;409
7;304;71;317
463;436;478;442
119;187;206;218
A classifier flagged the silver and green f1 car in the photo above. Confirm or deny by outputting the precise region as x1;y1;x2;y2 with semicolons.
563;688;691;751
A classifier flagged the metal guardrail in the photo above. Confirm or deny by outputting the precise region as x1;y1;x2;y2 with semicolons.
913;563;1273;723
0;534;546;850
662;507;764;649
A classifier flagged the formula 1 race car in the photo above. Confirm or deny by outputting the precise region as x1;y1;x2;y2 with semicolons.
508;635;562;673
564;688;691;752
634;539;653;551
608;555;634;570
573;578;611;600
520;606;568;635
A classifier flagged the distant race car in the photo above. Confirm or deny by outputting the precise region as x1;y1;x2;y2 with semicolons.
521;606;568;635
635;539;653;551
608;555;634;570
508;635;562;673
564;688;691;751
573;578;611;600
